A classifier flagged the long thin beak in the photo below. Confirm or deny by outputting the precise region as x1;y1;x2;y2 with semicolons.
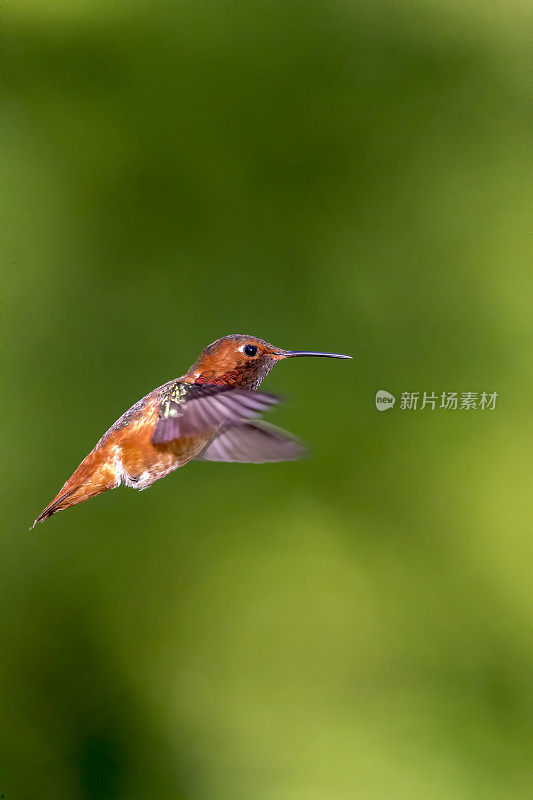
281;350;353;359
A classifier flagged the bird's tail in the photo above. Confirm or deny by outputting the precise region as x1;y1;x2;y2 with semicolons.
31;487;79;528
31;454;118;529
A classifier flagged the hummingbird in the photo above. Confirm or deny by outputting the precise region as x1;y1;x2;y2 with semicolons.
32;334;351;528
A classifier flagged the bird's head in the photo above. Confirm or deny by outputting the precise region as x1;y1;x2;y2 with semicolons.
183;334;352;389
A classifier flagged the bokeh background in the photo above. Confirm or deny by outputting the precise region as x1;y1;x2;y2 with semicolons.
3;2;530;799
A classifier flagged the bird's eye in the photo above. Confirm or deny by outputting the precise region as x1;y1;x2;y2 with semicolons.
244;344;258;357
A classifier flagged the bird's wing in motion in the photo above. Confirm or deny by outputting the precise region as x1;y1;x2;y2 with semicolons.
195;420;306;463
152;382;280;444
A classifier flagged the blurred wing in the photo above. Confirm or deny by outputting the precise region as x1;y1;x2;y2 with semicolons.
196;421;306;463
152;385;281;445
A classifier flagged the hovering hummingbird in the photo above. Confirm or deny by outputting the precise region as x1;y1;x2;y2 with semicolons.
32;334;351;527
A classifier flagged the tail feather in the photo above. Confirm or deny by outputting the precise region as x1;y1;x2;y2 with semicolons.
31;488;78;529
31;455;119;529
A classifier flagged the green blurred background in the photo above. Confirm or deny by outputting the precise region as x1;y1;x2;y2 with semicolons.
3;2;530;798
